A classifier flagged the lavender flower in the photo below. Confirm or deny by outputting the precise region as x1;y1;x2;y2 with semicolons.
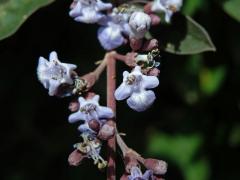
68;95;114;123
69;0;112;24
97;9;131;50
129;11;151;39
151;0;183;22
115;66;159;112
128;166;153;180
37;51;77;96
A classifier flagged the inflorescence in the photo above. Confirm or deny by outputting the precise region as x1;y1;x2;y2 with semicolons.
37;0;183;179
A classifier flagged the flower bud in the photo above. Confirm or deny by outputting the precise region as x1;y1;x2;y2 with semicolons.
68;100;79;112
129;12;151;39
142;39;159;51
68;149;86;166
144;158;167;175
147;68;160;77
120;173;129;180
124;152;140;173
98;121;115;140
88;119;101;132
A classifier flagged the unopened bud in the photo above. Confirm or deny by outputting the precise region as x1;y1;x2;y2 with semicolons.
124;152;140;173
147;68;160;77
142;39;159;51
120;173;129;180
144;158;167;175
97;121;115;140
88;119;101;132
68;100;79;112
68;149;86;166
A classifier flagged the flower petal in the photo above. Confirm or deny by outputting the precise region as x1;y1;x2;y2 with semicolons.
114;83;132;100
78;123;95;133
68;111;85;123
95;1;112;11
49;51;58;61
97;106;114;119
142;75;159;89
127;90;156;112
97;26;125;50
69;1;82;18
48;80;61;96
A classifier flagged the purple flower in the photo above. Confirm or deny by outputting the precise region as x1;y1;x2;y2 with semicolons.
128;166;153;180
68;95;114;123
37;51;77;96
97;9;131;50
69;0;112;24
115;66;159;112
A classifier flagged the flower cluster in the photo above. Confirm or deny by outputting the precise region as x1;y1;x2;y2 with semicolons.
35;0;186;179
69;0;183;50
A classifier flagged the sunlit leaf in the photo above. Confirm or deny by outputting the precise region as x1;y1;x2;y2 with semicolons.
158;15;216;55
0;0;55;40
222;0;240;22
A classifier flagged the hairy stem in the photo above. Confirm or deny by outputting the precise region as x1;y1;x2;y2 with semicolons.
106;52;117;180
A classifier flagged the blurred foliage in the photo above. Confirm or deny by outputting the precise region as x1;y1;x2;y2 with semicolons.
0;0;55;40
147;131;209;180
222;0;240;22
0;0;240;180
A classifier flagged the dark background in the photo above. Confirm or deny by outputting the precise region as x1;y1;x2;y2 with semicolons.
0;0;240;179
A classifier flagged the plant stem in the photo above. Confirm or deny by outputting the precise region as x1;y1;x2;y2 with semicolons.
106;52;117;180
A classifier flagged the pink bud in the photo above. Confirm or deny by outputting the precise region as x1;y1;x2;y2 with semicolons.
142;39;159;51
120;173;129;180
144;2;153;14
68;149;86;166
124;152;140;173
149;14;161;26
68;100;79;112
147;68;160;77
98;121;115;140
88;119;101;132
144;159;167;175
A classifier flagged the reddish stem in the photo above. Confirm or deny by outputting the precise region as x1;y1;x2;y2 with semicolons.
106;52;117;180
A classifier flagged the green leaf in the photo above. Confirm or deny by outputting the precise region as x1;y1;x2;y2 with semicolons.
147;132;210;180
158;15;216;55
199;66;226;96
222;0;240;22
183;0;206;15
0;0;55;41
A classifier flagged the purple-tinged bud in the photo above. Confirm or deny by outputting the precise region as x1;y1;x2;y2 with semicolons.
124;152;140;173
69;100;79;112
144;2;153;14
149;14;161;26
68;149;86;166
147;68;160;77
88;119;101;132
142;39;159;51
98;121;115;140
144;158;167;175
120;173;129;180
